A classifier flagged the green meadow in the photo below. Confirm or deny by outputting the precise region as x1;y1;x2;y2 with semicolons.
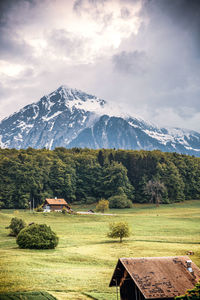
0;200;200;300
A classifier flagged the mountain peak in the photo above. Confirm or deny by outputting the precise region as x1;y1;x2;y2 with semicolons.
0;85;200;155
56;84;80;96
58;84;70;90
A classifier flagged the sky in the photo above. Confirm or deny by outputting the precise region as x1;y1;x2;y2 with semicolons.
0;0;200;132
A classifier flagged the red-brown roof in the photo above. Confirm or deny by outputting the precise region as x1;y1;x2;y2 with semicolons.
45;198;68;205
109;256;200;299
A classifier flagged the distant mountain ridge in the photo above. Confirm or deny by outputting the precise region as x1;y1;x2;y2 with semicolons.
0;85;200;156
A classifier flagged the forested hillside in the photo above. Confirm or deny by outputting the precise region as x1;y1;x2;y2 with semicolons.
0;147;200;209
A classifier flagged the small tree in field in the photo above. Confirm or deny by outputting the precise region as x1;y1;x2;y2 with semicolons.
7;217;26;237
107;222;130;242
96;199;109;213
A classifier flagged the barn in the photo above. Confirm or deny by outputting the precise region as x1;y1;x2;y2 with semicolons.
109;256;200;300
43;198;71;212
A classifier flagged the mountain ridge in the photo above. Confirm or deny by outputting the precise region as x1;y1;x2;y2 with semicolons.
0;85;200;156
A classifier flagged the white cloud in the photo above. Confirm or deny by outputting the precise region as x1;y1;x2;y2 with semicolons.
5;0;142;64
0;61;24;77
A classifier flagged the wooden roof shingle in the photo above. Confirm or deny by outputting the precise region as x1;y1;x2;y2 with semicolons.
109;256;200;299
45;198;68;205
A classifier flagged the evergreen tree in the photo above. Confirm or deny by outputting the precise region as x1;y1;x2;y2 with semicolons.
108;152;114;164
102;162;134;200
157;161;185;202
97;150;104;167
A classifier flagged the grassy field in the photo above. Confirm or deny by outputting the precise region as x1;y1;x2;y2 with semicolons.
0;200;200;300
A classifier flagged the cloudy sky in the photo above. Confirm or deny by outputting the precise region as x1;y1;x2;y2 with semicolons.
0;0;200;131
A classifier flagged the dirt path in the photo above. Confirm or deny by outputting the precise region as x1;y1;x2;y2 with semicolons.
77;211;116;216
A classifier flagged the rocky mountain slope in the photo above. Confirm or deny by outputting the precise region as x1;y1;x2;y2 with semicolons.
0;85;200;156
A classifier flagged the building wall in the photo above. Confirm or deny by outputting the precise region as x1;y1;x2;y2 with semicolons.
50;205;64;211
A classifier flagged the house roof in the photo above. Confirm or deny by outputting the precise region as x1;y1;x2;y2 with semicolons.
45;198;68;205
109;256;200;299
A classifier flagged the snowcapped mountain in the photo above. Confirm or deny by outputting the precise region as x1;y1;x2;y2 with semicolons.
0;85;200;156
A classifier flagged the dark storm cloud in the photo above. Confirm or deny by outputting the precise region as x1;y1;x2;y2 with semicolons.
112;50;147;75
0;0;36;25
0;0;12;25
152;0;200;31
0;0;36;62
0;0;21;25
143;0;200;104
144;0;200;55
0;28;33;62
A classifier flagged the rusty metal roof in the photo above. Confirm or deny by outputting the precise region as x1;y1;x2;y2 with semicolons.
109;256;200;299
45;198;68;205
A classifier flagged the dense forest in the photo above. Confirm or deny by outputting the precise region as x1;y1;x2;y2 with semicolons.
0;147;200;209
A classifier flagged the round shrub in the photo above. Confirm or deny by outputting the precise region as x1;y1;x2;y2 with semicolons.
108;194;132;209
7;217;26;237
62;207;68;214
16;224;59;249
35;205;44;212
96;199;109;213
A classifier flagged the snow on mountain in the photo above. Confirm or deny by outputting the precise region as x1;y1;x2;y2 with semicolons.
0;135;6;148
0;85;200;156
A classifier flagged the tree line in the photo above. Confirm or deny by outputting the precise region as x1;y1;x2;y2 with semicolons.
0;147;200;209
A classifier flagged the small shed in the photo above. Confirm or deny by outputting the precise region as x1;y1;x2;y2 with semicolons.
43;198;71;212
109;256;200;300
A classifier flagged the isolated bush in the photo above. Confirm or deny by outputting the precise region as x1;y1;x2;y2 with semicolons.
96;199;109;213
35;205;44;212
62;207;75;215
62;207;67;214
16;224;59;249
7;217;26;237
108;194;132;209
107;222;130;242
